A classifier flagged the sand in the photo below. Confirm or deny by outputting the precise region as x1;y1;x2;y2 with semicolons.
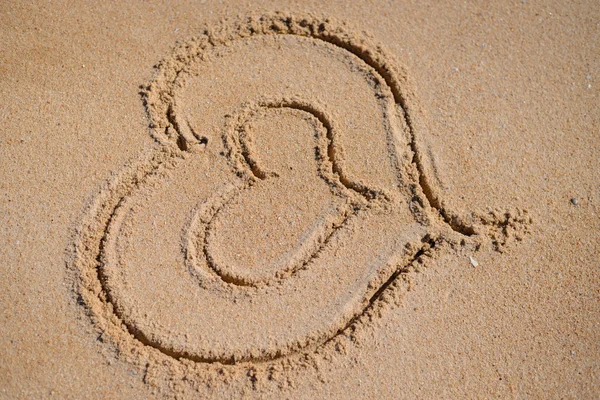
1;1;599;398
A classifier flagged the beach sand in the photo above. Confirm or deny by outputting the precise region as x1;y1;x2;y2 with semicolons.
1;1;599;398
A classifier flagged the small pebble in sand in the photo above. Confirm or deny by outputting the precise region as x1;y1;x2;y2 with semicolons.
570;198;578;205
469;256;479;267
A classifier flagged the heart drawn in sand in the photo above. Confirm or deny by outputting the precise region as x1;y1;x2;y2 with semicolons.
71;13;527;367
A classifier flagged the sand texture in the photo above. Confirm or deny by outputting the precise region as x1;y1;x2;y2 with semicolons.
1;1;599;399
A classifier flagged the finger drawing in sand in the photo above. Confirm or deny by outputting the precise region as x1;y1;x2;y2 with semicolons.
72;13;529;367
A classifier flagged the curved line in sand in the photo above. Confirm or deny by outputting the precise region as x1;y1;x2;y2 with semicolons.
74;13;467;365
